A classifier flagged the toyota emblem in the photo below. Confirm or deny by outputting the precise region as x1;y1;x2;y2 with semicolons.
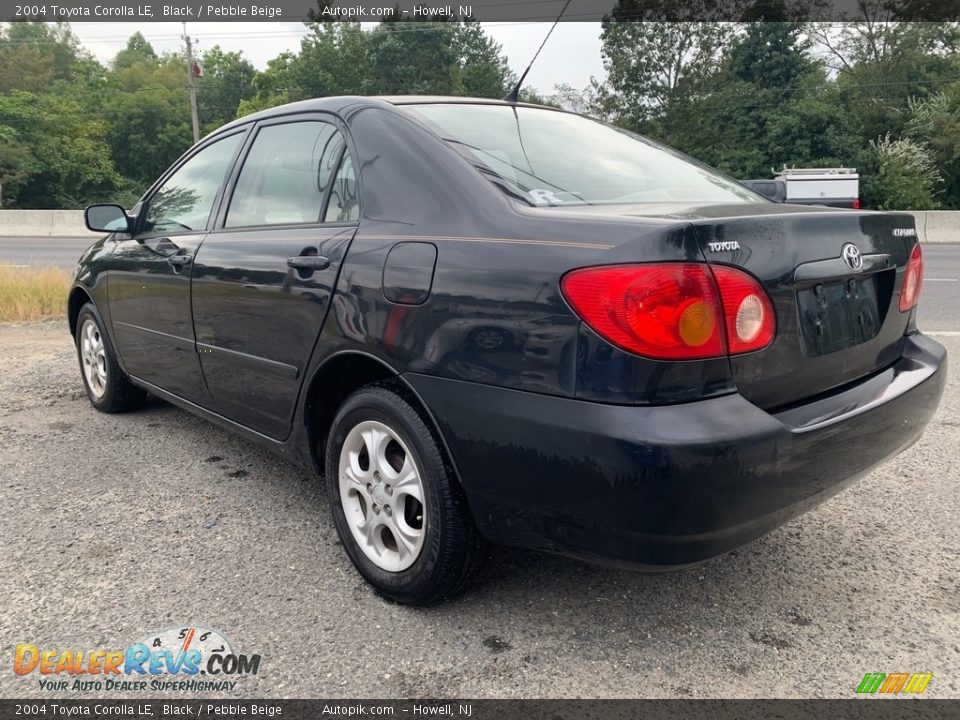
841;243;863;272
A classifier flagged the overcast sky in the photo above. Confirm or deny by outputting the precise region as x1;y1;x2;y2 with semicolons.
69;22;606;94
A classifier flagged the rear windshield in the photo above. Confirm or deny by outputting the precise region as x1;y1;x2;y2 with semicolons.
404;104;762;207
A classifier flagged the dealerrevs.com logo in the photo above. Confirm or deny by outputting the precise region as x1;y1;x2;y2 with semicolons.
13;626;261;692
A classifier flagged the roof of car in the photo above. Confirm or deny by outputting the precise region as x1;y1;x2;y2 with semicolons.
214;95;558;136
379;95;549;109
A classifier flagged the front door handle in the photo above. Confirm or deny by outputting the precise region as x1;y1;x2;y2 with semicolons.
287;255;330;271
168;254;192;268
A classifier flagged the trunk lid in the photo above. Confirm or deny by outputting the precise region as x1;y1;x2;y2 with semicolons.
686;205;917;409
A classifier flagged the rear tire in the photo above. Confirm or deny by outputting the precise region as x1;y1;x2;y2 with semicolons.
75;303;146;413
325;383;485;605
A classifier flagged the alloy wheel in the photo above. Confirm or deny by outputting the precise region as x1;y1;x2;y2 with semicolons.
338;420;426;572
79;318;108;399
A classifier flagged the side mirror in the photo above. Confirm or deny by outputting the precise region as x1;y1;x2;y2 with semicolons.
85;204;132;233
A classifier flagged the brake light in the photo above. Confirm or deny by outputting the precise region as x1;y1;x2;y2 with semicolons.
899;243;923;312
710;265;776;354
561;263;775;360
852;198;861;209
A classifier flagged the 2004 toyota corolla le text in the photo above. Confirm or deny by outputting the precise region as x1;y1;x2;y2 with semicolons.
71;96;946;605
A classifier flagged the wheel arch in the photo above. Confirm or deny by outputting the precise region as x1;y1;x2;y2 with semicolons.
68;285;94;338
303;352;466;492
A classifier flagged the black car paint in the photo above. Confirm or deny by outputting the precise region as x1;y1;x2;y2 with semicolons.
408;333;944;568
71;96;946;569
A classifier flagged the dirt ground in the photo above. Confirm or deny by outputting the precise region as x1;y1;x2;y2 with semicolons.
1;321;958;699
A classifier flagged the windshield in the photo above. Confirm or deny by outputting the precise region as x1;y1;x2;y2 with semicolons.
404;104;763;207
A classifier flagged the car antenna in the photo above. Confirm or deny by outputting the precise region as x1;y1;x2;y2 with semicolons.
503;0;573;104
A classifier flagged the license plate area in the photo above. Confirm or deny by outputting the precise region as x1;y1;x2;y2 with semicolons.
797;272;893;357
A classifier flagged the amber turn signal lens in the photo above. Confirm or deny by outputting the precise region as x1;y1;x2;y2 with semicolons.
678;299;717;347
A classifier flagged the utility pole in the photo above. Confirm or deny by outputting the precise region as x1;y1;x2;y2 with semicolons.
182;22;200;144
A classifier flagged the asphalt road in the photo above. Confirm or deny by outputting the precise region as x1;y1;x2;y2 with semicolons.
0;321;958;699
0;236;94;269
916;245;960;332
3;236;959;331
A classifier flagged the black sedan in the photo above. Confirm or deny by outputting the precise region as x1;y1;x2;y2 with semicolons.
73;96;946;604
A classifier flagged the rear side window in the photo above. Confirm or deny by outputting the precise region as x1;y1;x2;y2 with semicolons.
226;120;346;228
324;155;359;223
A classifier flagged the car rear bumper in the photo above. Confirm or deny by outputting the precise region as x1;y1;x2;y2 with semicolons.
404;333;946;569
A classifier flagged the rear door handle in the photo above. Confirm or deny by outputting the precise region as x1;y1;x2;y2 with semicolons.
287;256;330;271
168;254;192;268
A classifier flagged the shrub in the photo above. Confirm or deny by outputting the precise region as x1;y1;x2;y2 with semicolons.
861;134;942;210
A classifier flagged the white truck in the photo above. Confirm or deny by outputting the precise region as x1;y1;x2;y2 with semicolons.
743;167;861;209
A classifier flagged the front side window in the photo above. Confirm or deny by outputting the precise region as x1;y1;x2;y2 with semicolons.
404;104;763;207
226;120;346;228
143;133;243;235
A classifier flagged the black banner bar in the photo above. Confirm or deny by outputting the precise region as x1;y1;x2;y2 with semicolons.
3;0;960;23
2;700;960;720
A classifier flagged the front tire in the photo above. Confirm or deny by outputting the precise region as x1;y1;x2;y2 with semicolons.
325;384;485;605
75;303;146;413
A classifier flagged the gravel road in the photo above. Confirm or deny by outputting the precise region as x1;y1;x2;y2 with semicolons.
1;321;958;699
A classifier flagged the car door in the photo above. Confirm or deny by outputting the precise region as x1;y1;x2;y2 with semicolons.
108;130;246;403
190;114;360;440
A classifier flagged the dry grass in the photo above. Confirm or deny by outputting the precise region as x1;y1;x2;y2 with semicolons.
0;265;71;323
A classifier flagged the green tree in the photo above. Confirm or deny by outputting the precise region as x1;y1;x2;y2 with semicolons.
197;46;256;130
298;21;372;98
112;32;157;71
103;41;193;189
596;8;739;136
455;21;511;98
242;18;511;113
0;22;81;92
0;90;119;208
810;19;960;140
241;22;372;113
643;23;859;179
515;87;560;107
239;52;298;115
905;84;960;208
548;83;597;114
0;23;120;207
367;20;461;95
0;127;37;208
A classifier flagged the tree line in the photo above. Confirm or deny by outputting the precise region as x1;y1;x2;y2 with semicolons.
1;16;958;210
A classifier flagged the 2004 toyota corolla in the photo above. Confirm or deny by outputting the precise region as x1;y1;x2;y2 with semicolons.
71;96;946;605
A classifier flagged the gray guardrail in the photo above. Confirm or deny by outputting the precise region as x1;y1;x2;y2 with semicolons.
0;210;97;238
910;211;957;244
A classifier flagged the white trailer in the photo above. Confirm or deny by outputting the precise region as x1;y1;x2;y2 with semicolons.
742;167;861;208
775;167;860;209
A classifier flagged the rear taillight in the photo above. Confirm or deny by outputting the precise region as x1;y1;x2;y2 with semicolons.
852;198;861;209
561;263;775;360
710;266;776;355
899;243;923;312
